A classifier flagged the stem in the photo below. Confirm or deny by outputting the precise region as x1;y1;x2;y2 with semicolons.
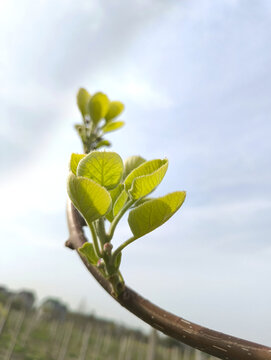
88;221;102;258
66;201;271;360
112;236;137;264
96;218;108;246
108;199;134;240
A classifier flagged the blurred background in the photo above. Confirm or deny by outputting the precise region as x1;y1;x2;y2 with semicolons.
0;0;271;357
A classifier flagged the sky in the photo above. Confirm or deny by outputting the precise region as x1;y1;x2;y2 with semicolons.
0;0;271;346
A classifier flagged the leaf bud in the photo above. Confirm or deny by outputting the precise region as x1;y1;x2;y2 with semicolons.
103;242;113;255
97;258;105;269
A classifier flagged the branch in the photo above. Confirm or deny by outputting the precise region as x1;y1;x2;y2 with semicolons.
66;200;271;360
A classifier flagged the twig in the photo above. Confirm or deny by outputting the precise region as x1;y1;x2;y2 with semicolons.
66;200;271;360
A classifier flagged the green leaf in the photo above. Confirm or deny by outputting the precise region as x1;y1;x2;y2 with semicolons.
95;140;111;149
123;155;146;180
77;88;91;117
67;173;111;224
102;121;125;133
79;243;99;265
113;189;128;217
77;151;123;190
105;101;125;122
114;252;122;270
88;92;109;124
106;184;123;222
132;197;153;208
128;191;186;239
125;159;168;200
69;153;86;175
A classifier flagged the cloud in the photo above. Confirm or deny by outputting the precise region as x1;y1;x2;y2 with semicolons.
1;0;271;343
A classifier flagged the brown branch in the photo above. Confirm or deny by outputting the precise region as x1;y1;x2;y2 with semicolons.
66;200;271;360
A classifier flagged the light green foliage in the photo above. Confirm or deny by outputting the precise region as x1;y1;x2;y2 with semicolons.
77;88;91;117
113;189;128;217
70;88;186;296
105;101;124;121
77;151;123;190
69;153;86;175
132;197;152;207
67;173;111;225
123;155;146;180
95;139;111;149
102;121;125;133
125;159;168;199
79;242;99;265
88;92;110;124
75;88;125;152
106;184;124;222
128;191;186;239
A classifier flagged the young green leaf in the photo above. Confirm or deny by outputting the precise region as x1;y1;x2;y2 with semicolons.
128;191;186;239
105;101;124;122
113;189;128;217
102;121;125;133
77;151;123;190
95;140;111;149
106;184;124;222
79;242;99;265
88;92;110;124
123;155;146;180
132;197;153;208
67;173;111;225
125;159;168;199
77;88;91;117
69;153;86;175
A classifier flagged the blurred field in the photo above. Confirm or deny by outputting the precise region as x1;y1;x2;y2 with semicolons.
0;303;220;360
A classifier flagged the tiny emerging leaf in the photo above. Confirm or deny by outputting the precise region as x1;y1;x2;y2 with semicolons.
105;101;124;122
102;121;125;133
67;173;111;225
95;140;111;149
88;92;110;124
79;242;99;265
77;151;123;190
77;88;91;117
128;191;186;239
69;153;86;175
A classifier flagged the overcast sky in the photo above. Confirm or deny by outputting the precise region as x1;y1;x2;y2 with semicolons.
0;0;271;346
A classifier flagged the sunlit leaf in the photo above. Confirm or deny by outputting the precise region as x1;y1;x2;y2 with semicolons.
77;151;123;190
113;189;128;217
79;242;99;265
77;88;91;117
128;191;186;239
102;121;125;133
88;92;110;124
123;155;146;180
125;159;168;199
132;197;153;208
105;101;124;122
67;173;111;225
95;140;111;149
69;153;86;175
106;184;124;222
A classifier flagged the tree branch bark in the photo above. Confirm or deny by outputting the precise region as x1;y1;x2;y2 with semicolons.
66;200;271;360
